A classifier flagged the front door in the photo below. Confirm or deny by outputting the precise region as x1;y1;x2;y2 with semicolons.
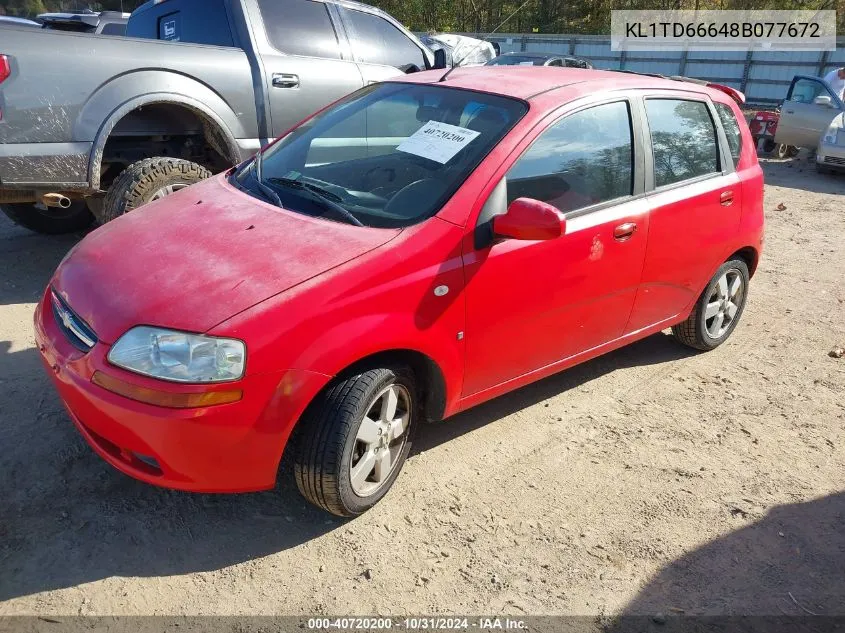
462;99;649;397
775;76;844;149
254;0;364;137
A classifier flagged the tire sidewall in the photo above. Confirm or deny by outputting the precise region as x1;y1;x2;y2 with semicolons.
696;259;750;349
336;368;418;515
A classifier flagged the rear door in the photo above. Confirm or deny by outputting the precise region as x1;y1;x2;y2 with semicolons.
338;6;429;82
626;94;742;333
252;0;364;137
776;76;844;148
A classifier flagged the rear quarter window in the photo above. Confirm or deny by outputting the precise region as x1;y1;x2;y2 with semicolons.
714;102;742;168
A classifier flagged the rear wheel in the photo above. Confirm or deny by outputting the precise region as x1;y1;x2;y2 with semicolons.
101;157;211;224
293;367;417;517
0;201;94;235
672;259;750;351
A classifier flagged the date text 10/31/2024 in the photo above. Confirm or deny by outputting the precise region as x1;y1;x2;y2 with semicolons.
306;618;528;630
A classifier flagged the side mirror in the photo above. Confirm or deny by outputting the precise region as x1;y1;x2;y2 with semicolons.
433;48;447;70
493;198;564;241
814;95;834;108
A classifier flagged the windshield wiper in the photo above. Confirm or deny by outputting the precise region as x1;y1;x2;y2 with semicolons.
268;177;364;227
251;150;284;209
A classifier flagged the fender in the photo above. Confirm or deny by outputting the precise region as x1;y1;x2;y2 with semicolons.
81;71;249;189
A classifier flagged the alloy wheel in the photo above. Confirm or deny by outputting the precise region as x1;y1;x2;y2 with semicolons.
704;269;744;339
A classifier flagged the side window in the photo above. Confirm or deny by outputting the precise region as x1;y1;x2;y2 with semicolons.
506;101;633;214
789;78;829;104
714;102;742;168
548;58;562;67
645;99;719;188
343;9;426;70
258;0;341;59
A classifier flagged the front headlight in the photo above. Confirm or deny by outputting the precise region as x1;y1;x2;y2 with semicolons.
823;115;844;145
108;327;246;383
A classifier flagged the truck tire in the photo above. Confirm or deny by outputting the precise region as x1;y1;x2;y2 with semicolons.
101;157;211;224
293;367;418;517
0;201;94;235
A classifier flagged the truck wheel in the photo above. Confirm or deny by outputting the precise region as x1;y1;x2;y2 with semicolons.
0;201;94;235
293;367;418;517
775;143;792;159
101;157;211;223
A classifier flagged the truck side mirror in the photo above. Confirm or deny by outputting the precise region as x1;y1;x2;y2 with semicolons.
433;48;447;70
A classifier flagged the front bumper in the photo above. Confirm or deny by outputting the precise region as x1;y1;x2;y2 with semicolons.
34;289;329;493
816;141;845;171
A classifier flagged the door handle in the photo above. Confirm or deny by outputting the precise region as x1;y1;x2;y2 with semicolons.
785;109;794;114
720;190;734;206
613;222;637;241
272;73;300;88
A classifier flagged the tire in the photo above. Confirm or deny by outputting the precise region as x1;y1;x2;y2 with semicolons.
672;259;750;352
101;157;211;224
761;139;776;154
0;201;94;235
775;143;794;159
293;367;418;517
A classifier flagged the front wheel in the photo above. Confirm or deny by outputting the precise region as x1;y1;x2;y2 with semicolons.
101;157;211;224
293;367;418;517
672;259;750;351
0;201;94;235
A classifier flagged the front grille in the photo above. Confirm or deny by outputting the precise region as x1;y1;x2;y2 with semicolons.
51;289;97;352
824;155;845;166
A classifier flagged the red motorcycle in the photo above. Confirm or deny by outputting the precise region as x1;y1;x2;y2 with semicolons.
749;109;799;158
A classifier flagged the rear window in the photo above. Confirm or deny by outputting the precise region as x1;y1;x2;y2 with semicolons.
645;99;719;188
714;102;742;167
258;0;341;59
126;0;235;47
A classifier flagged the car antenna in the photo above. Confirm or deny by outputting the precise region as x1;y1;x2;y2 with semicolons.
438;0;532;82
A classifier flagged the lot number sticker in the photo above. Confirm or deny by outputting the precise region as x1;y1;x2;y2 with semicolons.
397;121;481;164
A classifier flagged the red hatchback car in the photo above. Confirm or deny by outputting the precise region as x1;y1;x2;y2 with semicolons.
36;67;763;516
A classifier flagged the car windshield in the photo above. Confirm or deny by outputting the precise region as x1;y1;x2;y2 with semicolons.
235;82;527;228
486;55;546;66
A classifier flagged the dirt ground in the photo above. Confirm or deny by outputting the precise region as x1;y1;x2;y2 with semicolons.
1;154;844;620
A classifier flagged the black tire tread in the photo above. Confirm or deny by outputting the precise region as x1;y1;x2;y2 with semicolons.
101;157;211;223
294;368;407;517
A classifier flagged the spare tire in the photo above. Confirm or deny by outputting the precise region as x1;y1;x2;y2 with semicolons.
101;157;211;224
0;201;94;235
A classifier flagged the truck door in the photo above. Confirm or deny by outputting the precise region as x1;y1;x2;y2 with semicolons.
775;76;844;149
338;6;430;84
252;0;363;138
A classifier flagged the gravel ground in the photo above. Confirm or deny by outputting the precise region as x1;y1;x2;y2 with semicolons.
1;154;844;620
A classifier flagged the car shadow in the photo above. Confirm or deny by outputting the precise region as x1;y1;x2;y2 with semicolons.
0;327;697;603
605;490;845;631
759;151;845;196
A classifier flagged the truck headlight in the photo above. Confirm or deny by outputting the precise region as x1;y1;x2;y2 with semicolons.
108;327;245;383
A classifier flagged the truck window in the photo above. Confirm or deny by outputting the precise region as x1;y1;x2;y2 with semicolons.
125;0;235;47
257;0;341;59
341;8;426;70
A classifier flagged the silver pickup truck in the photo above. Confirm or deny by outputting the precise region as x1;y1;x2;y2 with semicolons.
0;0;445;233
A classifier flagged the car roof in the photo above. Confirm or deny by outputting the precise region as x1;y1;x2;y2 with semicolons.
400;66;730;104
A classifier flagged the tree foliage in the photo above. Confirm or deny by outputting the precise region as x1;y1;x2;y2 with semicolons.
1;0;841;33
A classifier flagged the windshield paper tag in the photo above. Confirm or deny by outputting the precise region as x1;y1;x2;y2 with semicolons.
397;121;481;164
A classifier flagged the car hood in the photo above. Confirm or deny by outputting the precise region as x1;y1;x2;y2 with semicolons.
52;175;400;344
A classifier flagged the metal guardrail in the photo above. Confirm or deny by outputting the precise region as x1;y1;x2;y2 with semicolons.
432;32;845;107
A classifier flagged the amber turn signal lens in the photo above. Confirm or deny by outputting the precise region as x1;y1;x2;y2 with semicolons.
92;371;242;409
